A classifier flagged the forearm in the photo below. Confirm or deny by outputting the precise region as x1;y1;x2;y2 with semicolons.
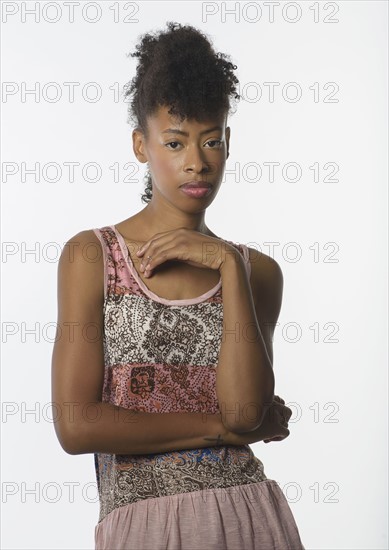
60;402;227;455
217;254;275;433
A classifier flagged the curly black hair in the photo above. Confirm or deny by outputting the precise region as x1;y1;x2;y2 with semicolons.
123;21;240;204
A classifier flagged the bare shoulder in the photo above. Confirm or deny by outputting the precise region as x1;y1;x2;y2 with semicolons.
59;228;101;257
58;229;104;300
247;246;283;288
246;246;284;314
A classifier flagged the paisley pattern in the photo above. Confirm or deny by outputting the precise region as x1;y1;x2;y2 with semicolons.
92;226;267;524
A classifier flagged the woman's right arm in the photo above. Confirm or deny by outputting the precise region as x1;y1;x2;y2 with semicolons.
51;230;289;456
51;229;233;456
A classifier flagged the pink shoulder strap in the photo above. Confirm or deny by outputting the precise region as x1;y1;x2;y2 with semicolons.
92;226;129;300
92;228;109;300
92;226;144;300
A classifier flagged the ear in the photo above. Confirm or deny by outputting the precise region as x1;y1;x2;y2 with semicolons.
225;126;230;159
132;128;148;163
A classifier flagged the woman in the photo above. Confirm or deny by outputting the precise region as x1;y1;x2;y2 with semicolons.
52;21;305;549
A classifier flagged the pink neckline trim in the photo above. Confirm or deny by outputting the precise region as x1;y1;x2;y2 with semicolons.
111;225;230;306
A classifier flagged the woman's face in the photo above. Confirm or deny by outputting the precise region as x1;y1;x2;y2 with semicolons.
133;104;230;211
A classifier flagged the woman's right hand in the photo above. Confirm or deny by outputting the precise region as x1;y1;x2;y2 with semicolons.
221;395;293;446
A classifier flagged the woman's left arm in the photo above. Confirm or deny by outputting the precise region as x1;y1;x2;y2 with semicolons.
135;229;283;436
216;246;283;434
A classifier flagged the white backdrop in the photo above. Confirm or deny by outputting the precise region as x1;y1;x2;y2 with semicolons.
1;1;388;549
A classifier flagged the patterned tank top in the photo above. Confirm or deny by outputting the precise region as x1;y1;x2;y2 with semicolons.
92;225;268;524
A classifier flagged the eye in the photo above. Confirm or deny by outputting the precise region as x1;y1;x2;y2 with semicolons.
205;140;223;148
165;141;181;149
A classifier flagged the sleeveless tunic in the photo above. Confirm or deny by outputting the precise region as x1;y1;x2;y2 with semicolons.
92;225;305;550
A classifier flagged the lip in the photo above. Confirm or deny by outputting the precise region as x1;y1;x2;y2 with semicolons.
180;180;212;189
180;186;213;199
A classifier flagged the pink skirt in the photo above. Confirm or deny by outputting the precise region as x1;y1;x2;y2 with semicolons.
95;479;305;549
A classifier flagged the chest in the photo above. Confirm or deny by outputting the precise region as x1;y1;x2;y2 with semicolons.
124;241;222;302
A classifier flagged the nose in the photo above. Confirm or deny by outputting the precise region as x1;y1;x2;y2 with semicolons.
183;144;210;174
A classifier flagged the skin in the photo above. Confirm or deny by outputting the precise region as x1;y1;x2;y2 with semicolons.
125;104;291;438
131;105;230;240
51;104;292;455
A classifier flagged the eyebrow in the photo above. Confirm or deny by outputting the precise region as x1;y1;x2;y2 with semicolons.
161;125;223;137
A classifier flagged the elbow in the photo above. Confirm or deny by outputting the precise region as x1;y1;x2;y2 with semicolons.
61;442;80;456
223;405;268;434
222;392;275;434
219;368;275;434
54;421;88;456
61;438;84;456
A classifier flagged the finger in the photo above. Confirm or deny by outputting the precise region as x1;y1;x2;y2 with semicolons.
277;413;290;429
284;406;293;421
139;235;184;269
139;255;153;273
142;256;155;276
274;395;285;405
136;241;153;257
141;247;179;276
136;233;172;258
264;435;287;443
276;427;290;439
136;231;177;257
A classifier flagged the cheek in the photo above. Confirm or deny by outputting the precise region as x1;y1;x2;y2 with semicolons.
150;152;180;178
207;155;226;174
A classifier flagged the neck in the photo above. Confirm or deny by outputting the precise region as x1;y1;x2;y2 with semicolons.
138;200;213;237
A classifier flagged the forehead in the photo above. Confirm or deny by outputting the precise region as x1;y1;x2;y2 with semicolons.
146;104;227;133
